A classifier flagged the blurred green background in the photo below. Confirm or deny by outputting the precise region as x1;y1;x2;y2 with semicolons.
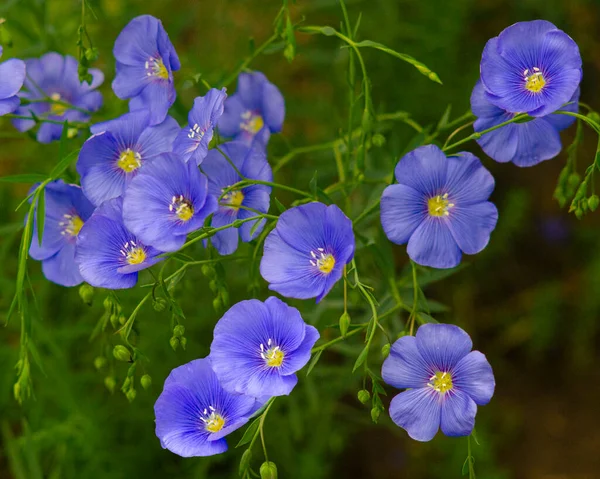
1;0;600;478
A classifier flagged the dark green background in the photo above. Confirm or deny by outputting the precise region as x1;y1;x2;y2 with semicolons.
1;0;599;478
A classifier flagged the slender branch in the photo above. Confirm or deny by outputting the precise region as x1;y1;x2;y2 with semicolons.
220;33;279;87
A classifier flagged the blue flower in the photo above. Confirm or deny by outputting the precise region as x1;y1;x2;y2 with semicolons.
76;110;179;206
75;197;163;289
201;142;272;255
218;72;284;146
380;145;498;269
471;80;579;167
210;297;319;397
260;202;354;302
29;180;94;287
382;323;495;442
154;357;261;457
480;20;582;117
112;15;180;125
123;153;218;252
12;53;103;143
0;46;26;116
173;88;227;165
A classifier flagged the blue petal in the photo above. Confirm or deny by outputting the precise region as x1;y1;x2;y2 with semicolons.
90;110;150;143
381;336;431;389
237;72;266;110
217;94;245;137
453;351;495;406
41;242;83;287
446;202;498;255
36;122;64;144
545;86;579;131
189;88;227;131
444;153;495;205
210;211;239;256
0;58;26;99
277;324;319;376
394;145;448;195
129;81;175;125
380;184;427;245
440;390;477;437
238;189;271;242
112;62;149;99
239;145;272;182
0;96;20;116
113;15;161;66
415;323;472;372
388;388;441;442
137;115;179;158
406;217;462;269
260;79;285;132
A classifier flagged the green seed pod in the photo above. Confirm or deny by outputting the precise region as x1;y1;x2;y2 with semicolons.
79;284;94;305
201;264;216;278
169;336;180;351
94;356;107;370
339;312;351;336
153;297;167;312
260;461;278;479
381;343;391;359
239;449;252;476
113;345;131;362
140;374;152;390
568;172;581;190
371;406;381;424
173;325;185;337
126;388;137;403
372;133;386;147
588;194;599;211
180;337;188;350
104;376;116;394
357;389;370;404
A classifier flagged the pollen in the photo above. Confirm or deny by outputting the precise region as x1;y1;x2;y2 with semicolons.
524;67;546;93
309;248;336;274
428;193;454;217
200;407;225;433
120;241;146;265
117;149;142;173
59;213;84;237
145;56;169;80
260;339;285;368
428;371;453;394
221;190;245;210
169;195;195;222
240;110;264;135
49;92;68;116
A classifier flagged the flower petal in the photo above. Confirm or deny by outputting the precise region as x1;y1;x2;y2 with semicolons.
406;217;462;269
388;388;441;442
444;152;495;205
0;59;26;98
394;144;448;195
210;210;239;256
453;351;495;406
261;79;285;132
41;242;83;287
380;184;427;245
217;94;245;137
415;323;472;372
382;335;431;389
446;202;498;255
440;389;477;437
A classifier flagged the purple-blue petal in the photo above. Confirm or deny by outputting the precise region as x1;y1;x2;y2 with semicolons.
380;184;427;245
0;58;26;99
406;217;462;269
394;144;448;195
446;202;498;255
381;335;431;389
453;351;495;406
41;242;83;287
388;388;441;442
415;323;472;372
440;389;477;437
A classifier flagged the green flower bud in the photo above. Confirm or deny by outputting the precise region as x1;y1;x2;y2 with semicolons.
126;388;137;403
372;133;386;147
104;376;116;393
153;297;167;312
587;111;600;125
110;314;119;328
357;389;370;404
575;207;584;219
371;406;381;424
568;172;581;189
180;336;187;350
173;325;185;337
209;279;219;293
381;343;391;358
239;449;252;476
260;461;278;479
141;374;152;390
84;47;99;62
589;194;599;211
201;265;216;278
212;297;222;313
581;198;589;211
103;296;113;311
170;336;180;351
79;284;94;305
220;289;230;307
118;314;126;325
94;356;107;370
113;345;131;362
339;312;351;336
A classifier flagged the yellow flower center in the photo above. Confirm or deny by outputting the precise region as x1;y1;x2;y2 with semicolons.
260;340;285;368
49;92;68;116
201;408;225;433
145;57;169;80
59;214;84;237
524;68;546;93
126;247;146;265
221;190;245;210
310;248;336;274
428;193;454;217
117;149;142;173
169;195;195;222
240;110;264;134
428;371;453;394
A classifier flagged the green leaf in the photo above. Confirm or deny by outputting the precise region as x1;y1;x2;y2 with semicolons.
416;312;438;324
274;197;286;214
58;120;69;161
305;350;322;376
308;171;318;199
302;25;336;36
437;104;452;131
249;218;262;238
235;415;261;448
0;174;47;183
352;345;369;372
49;149;80;180
352;39;442;84
36;187;45;246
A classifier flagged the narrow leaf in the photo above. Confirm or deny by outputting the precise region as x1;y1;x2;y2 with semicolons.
305;350;322;376
352;345;369;372
235;416;261;448
0;174;48;183
36;187;45;246
49;149;80;180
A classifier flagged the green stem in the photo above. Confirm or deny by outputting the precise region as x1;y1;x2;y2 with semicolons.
221;179;313;200
353;198;381;226
220;33;279;88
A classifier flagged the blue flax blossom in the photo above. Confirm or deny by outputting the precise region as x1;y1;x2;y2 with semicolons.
480;20;582;117
471;80;579;167
123;153;218;252
202;142;272;255
0;46;26;116
173;88;227;165
260;202;355;302
154;357;260;457
210;297;319;397
112;15;180;125
380;145;498;269
29;180;94;287
218;72;284;146
382;323;495;442
77;110;179;206
12;53;103;143
76;198;163;289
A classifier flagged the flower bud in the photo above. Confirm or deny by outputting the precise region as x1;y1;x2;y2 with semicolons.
79;284;94;305
209;279;219;293
357;389;370;404
587;111;600;124
213;297;222;313
170;336;180;351
141;374;152;390
153;297;167;312
173;325;185;337
381;343;391;358
581;197;589;211
220;290;230;307
104;376;116;393
118;314;126;325
113;345;131;362
260;461;278;479
239;449;252;476
126;388;137;403
372;133;386;147
94;356;107;370
201;265;216;278
103;296;113;311
589;195;599;211
180;336;187;350
109;314;119;329
85;47;99;62
339;312;351;336
568;172;581;189
575;207;583;219
371;406;381;423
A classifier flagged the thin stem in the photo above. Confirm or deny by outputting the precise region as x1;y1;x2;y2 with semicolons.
220;33;279;88
409;261;418;336
442;120;475;150
258;399;275;462
273;140;338;173
221;179;314;200
353;198;381;226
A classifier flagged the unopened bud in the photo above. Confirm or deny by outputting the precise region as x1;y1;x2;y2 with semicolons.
372;133;385;147
260;461;278;479
568;172;581;189
201;265;216;278
153;297;167;312
575;207;584;219
589;195;599;211
118;314;126;325
208;279;219;293
180;336;187;350
220;289;229;307
381;343;391;358
109;313;119;329
357;389;370;404
79;284;94;305
587;111;600;124
239;449;252;476
113;345;131;362
170;336;180;351
104;376;116;393
173;325;185;337
141;374;152;390
103;296;113;311
94;356;107;370
126;388;137;403
371;406;381;423
339;312;351;336
212;297;222;313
